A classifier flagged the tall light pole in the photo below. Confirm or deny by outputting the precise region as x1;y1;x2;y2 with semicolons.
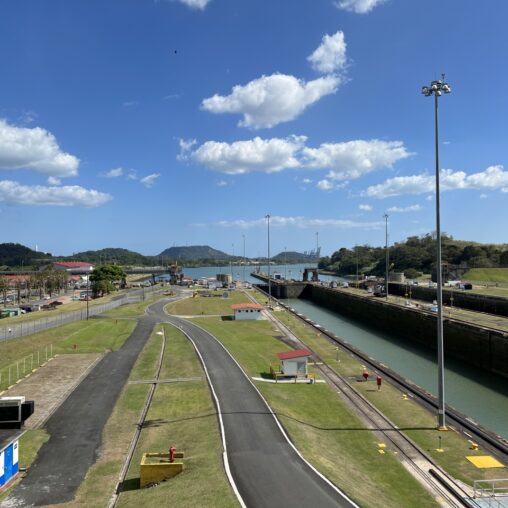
86;273;90;320
284;246;287;280
230;243;234;281
422;75;451;430
266;214;271;304
316;231;319;268
242;234;246;285
355;245;359;288
383;213;389;300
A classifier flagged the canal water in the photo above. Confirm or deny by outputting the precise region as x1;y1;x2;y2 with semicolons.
166;264;508;438
287;298;508;440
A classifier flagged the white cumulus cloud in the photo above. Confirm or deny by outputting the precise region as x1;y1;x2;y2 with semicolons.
359;204;373;211
334;0;386;14
0;119;79;178
215;215;383;230
175;0;211;10
0;180;111;207
140;173;161;188
303;139;411;180
362;165;508;198
307;31;347;74
387;204;422;213
183;136;306;174
317;179;334;190
104;167;124;178
201;73;340;129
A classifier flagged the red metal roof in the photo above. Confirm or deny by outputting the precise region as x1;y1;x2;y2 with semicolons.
277;349;312;361
53;262;93;268
230;303;263;310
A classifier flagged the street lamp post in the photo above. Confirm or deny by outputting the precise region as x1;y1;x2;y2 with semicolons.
383;213;389;300
422;75;451;430
266;214;271;304
284;246;287;280
242;234;246;285
315;232;319;279
86;274;90;320
355;245;359;288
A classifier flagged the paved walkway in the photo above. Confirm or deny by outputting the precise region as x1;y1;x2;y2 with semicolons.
155;300;357;508
3;294;357;507
1;318;157;508
2;353;103;430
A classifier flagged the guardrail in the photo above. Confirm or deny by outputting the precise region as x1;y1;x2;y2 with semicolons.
0;344;54;392
473;478;508;506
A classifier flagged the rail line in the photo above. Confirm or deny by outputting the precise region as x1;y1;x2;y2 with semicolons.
107;326;167;508
252;288;507;507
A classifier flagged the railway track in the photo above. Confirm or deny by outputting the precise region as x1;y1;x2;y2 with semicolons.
252;290;496;507
107;326;167;508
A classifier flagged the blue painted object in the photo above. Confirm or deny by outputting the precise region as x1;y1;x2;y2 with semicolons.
0;439;19;489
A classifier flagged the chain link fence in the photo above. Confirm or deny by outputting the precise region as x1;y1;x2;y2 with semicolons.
0;285;165;343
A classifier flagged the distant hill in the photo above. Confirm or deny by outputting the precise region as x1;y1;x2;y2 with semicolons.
64;248;156;266
0;243;52;268
271;251;318;263
159;245;231;261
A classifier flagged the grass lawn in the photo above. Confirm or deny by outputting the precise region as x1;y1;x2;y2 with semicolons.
0;290;130;327
267;306;506;486
192;317;438;508
102;294;163;318
0;317;139;504
0;318;136;391
117;325;238;508
166;289;251;316
463;268;508;284
45;327;163;508
41;323;237;508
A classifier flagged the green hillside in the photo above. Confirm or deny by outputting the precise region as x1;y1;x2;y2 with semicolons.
0;243;52;268
64;248;156;266
462;268;508;283
159;245;231;261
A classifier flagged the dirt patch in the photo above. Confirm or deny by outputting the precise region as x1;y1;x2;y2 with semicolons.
2;353;104;429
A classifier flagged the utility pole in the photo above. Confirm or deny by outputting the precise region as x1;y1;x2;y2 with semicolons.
266;214;271;304
422;75;451;430
242;234;246;285
384;213;389;300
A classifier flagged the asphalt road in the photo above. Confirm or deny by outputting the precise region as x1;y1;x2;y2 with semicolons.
156;300;356;508
1;317;157;507
3;294;356;507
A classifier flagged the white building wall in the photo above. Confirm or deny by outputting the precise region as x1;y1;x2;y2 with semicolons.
234;309;262;321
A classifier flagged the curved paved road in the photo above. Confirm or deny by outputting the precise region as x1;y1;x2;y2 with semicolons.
2;295;356;507
151;300;357;508
1;317;158;508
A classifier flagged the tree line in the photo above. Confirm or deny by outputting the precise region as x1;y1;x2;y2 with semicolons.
318;234;508;278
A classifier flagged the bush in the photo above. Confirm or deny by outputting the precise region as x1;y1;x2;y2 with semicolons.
404;268;421;279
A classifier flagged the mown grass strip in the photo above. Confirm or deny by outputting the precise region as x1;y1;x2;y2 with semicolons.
166;290;250;316
191;317;437;508
270;304;506;486
116;324;238;508
43;328;163;508
102;295;162;319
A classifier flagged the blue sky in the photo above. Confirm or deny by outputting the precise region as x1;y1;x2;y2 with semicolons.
1;0;507;257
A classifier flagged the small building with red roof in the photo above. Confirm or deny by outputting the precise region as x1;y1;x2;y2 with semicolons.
276;349;312;376
52;262;94;274
231;303;263;321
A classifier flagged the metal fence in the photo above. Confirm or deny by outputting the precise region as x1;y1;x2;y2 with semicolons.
0;285;165;343
0;344;54;391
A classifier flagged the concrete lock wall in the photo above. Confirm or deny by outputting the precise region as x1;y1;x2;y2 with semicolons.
388;283;508;317
304;285;508;379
